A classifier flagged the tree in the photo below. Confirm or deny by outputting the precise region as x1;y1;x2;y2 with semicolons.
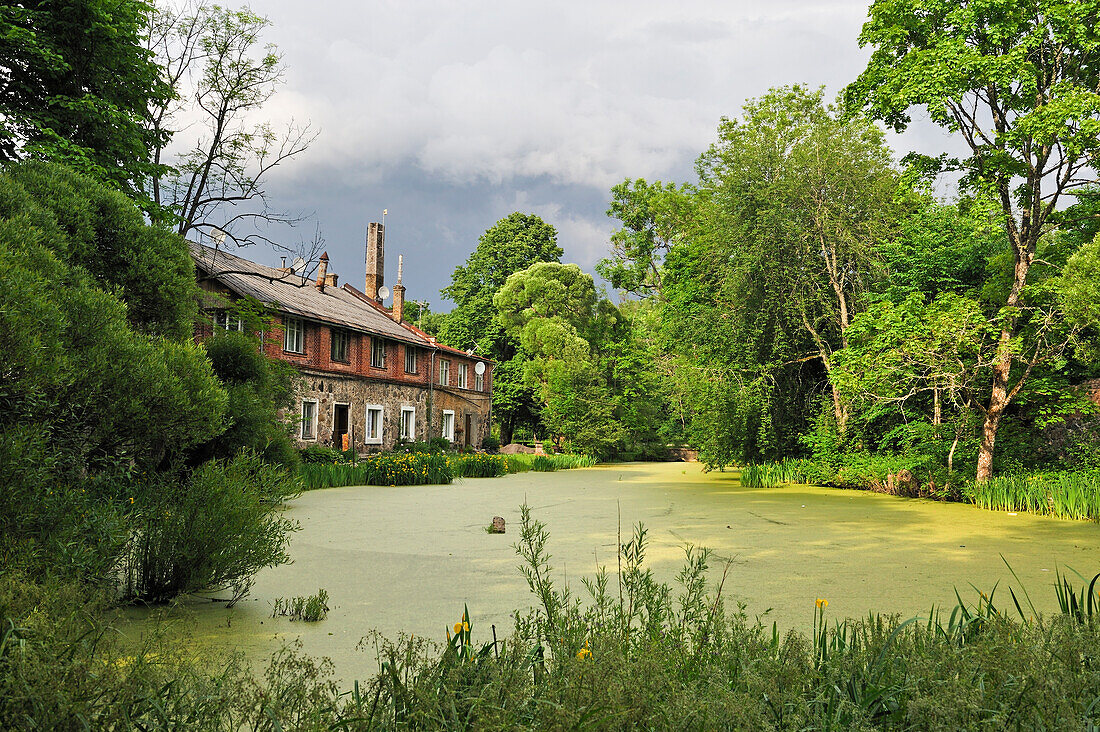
145;1;315;247
440;212;562;444
847;0;1100;481
0;0;169;201
597;179;694;299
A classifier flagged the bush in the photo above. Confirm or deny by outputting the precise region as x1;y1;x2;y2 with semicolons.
481;435;500;452
119;451;300;603
300;445;343;463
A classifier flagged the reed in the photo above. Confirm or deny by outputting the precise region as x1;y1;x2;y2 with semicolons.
970;470;1100;520
299;453;454;489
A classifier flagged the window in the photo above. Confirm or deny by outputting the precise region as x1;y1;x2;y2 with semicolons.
284;316;304;353
442;410;455;441
365;405;383;444
457;363;468;389
400;406;416;441
300;400;317;440
438;359;449;386
404;346;417;373
330;328;350;363
475;371;484;392
215;310;243;332
371;337;385;368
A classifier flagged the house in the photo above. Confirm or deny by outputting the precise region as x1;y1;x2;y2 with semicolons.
190;223;492;451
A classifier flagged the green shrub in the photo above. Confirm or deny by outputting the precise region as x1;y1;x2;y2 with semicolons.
119;451;300;603
482;435;501;452
299;445;343;464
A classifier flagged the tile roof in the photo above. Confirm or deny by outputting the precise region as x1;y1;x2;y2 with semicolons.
190;241;429;346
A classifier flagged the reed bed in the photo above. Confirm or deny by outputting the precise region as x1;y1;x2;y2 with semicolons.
740;459;816;488
300;451;597;489
299;453;454;490
970;470;1100;520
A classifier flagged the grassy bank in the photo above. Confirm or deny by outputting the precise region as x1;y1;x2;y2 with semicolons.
299;450;598;490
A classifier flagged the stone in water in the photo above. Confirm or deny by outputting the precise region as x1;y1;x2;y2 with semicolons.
489;516;506;534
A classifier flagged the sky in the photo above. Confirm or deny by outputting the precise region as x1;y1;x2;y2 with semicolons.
226;0;954;310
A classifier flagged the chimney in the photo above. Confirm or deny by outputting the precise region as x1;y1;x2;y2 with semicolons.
325;272;338;287
392;254;406;322
315;251;329;291
365;222;385;301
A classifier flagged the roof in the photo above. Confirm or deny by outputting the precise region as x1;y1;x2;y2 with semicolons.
190;241;428;346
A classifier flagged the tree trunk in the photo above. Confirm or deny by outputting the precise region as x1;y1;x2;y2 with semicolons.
976;344;1012;482
500;419;514;446
831;382;848;437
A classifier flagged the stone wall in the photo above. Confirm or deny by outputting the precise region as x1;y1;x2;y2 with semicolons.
294;369;491;452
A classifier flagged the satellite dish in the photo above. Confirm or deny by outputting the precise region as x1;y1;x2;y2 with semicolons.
211;227;227;246
474;361;486;376
377;285;391;300
291;257;306;273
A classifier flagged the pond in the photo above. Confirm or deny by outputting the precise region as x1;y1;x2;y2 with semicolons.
125;461;1100;686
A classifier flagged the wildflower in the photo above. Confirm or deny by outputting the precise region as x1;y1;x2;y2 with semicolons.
454;621;468;634
815;598;828;609
576;641;592;660
129;497;134;504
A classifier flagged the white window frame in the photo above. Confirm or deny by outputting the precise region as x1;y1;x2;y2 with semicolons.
438;359;450;386
400;406;416;441
216;310;244;332
475;371;484;392
404;346;417;373
300;399;317;440
365;404;384;445
442;410;455;441
284;316;304;353
457;363;468;389
371;337;385;368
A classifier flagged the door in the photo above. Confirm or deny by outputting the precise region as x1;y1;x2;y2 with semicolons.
464;414;473;448
333;403;350;449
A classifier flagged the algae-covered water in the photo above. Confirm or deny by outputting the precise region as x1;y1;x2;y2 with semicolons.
123;462;1100;686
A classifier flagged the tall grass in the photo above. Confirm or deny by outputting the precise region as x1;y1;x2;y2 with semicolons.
740;459;817;488
970;470;1100;520
300;451;598;489
299;453;453;490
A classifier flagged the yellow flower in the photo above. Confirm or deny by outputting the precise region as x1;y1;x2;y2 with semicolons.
815;598;828;609
454;621;468;634
129;497;134;504
576;641;592;660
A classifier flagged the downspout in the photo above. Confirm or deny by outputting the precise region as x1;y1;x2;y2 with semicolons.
428;339;439;439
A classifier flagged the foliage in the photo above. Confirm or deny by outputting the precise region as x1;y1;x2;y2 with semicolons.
452;453;510;478
194;331;300;467
439;212;561;444
299;445;344;464
119;451;301;604
0;0;168;200
846;0;1100;481
272;589;330;622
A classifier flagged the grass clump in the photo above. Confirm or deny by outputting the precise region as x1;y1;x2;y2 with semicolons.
452;453;509;478
299;452;454;489
969;470;1100;520
273;589;330;622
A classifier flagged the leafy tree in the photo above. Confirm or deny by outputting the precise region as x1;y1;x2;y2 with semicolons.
847;0;1100;481
0;0;168;200
597;179;694;299
495;262;624;457
440;212;562;444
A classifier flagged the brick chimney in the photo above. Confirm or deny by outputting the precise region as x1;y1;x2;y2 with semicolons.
392;254;406;322
365;222;384;301
315;251;329;291
325;272;338;287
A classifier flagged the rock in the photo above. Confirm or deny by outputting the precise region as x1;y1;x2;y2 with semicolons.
489;516;506;534
499;443;535;455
